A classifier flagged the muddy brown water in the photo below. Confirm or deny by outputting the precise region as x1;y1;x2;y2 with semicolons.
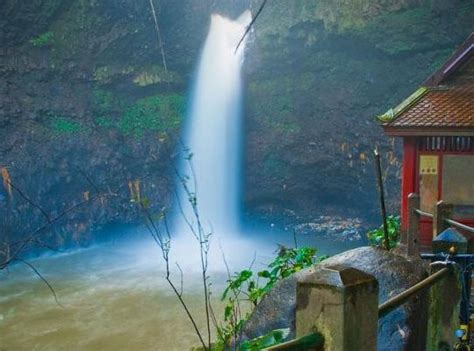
0;230;360;350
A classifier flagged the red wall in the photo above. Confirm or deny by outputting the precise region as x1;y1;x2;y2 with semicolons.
400;137;417;233
400;137;474;247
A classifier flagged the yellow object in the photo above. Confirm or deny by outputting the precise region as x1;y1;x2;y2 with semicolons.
460;324;469;341
419;155;439;175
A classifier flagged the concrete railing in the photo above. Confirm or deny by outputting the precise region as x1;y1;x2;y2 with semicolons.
271;265;380;351
274;264;453;351
264;193;474;350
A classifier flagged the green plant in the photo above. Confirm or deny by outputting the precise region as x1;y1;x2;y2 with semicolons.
217;246;327;348
117;94;184;137
30;31;54;47
367;215;400;249
49;116;85;134
239;328;290;351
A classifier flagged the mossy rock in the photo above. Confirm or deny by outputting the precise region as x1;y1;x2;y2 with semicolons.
117;93;185;138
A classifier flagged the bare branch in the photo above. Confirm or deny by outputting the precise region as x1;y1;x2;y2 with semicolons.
1;198;91;270
235;0;268;54
139;196;208;350
167;146;213;349
77;167;101;194
148;0;168;74
14;258;63;308
176;262;184;297
8;180;51;222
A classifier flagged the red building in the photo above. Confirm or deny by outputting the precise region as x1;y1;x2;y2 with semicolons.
380;33;474;248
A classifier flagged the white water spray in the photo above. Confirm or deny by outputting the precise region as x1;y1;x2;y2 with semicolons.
174;11;252;236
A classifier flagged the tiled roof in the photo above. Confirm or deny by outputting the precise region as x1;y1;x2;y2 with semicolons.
387;82;474;129
381;33;474;136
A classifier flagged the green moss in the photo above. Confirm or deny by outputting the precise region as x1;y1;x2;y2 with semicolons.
117;94;184;137
30;31;54;47
49;116;86;134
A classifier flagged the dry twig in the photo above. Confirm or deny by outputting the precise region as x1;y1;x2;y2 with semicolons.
235;0;268;54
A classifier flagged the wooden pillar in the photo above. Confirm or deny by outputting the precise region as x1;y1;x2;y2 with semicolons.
407;193;420;256
401;138;417;234
296;265;379;351
433;200;454;238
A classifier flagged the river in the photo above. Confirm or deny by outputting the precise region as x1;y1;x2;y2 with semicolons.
0;226;360;350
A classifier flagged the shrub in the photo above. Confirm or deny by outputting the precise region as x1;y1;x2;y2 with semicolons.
216;246;327;348
367;215;400;249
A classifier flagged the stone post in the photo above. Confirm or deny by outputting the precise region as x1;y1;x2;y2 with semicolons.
407;193;420;256
433;200;454;238
296;265;379;351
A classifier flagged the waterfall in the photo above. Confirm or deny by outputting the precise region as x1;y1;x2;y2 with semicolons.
174;11;251;236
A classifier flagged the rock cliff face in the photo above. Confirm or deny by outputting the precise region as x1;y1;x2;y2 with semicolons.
242;0;473;222
0;0;473;246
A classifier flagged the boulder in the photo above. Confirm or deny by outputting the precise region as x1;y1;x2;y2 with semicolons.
240;246;429;351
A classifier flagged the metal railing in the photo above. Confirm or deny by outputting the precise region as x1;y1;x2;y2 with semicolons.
414;208;433;219
445;218;474;234
406;194;474;255
378;267;450;318
414;206;474;234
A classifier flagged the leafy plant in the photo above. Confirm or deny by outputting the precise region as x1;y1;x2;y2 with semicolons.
49;116;85;134
30;31;54;47
239;328;290;351
367;215;400;249
117;94;184;137
217;246;326;348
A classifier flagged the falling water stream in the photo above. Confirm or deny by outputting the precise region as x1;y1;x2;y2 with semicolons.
174;11;251;235
0;11;360;351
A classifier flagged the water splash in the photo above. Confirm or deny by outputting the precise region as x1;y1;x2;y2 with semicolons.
174;11;252;236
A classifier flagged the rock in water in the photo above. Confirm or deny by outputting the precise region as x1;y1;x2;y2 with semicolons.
240;246;428;351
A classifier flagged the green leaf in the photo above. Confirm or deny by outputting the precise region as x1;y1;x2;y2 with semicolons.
257;270;271;278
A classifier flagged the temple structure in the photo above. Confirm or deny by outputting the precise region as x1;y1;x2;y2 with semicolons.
380;33;474;248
